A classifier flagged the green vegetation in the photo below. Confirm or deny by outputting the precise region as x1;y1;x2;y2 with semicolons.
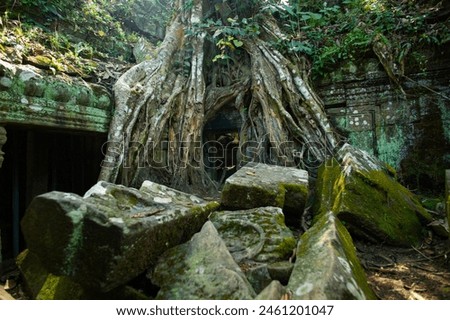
0;0;144;77
314;158;432;246
188;0;448;78
1;0;447;80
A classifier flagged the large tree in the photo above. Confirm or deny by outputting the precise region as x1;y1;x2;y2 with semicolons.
99;0;343;192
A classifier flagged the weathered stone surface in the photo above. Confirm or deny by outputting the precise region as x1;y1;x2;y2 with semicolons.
0;126;5;265
241;263;272;294
210;207;296;263
16;250;49;299
287;211;376;300
267;261;294;285
17;249;149;300
221;162;308;217
0;60;112;133
152;221;256;300
319;56;450;194
21;181;219;291
314;143;431;246
255;280;287;300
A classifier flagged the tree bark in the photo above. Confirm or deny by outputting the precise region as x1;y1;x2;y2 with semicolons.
98;0;370;192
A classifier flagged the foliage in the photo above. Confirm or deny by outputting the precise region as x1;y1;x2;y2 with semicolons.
1;0;448;80
188;16;259;63
1;0;141;62
269;0;449;77
188;0;448;77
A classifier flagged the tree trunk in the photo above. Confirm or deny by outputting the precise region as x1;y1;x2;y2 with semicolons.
98;0;363;193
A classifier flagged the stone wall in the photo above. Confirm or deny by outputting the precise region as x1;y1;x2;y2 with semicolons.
319;54;450;193
0;58;112;263
0;60;112;133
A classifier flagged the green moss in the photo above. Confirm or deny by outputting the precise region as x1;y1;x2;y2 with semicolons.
290;212;376;299
283;182;308;213
36;274;85;300
376;125;407;169
63;207;86;276
16;249;49;298
314;159;431;246
221;183;285;209
312;158;342;218
274;236;296;259
333;216;377;300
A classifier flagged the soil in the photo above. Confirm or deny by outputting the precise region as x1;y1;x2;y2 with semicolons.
355;235;450;300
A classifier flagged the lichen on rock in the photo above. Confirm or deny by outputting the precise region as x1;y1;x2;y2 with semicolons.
21;180;219;292
220;162;309;224
287;211;376;300
151;221;256;300
210;207;296;263
313;144;431;246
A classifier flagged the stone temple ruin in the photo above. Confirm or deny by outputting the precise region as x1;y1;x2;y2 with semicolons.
0;44;449;299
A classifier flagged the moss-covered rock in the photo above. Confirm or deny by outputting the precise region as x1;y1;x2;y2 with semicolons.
255;280;287;300
287;211;376;300
17;249;149;299
21;180;219;292
267;261;294;285
152;221;256;299
36;274;85;300
314;144;431;246
16;249;52;299
210;207;296;263
220;162;308;223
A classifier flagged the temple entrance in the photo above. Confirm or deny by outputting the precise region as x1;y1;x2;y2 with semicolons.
203;106;241;185
0;126;106;262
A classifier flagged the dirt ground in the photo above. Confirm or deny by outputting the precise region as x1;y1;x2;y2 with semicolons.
356;235;450;300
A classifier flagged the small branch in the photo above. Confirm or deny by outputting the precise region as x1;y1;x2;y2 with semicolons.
411;246;434;261
403;75;450;101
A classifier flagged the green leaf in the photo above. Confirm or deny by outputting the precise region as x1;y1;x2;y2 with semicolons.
213;29;222;38
232;39;244;48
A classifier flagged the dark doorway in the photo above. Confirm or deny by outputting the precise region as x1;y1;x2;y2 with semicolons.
0;126;106;261
203;106;241;184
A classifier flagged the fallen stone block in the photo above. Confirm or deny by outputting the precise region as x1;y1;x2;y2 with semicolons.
220;162;308;220
287;211;376;300
21;181;219;292
240;263;272;294
267;261;294;285
16;250;51;299
255;280;287;300
151;221;256;299
17;249;149;300
210;207;296;263
314;144;431;246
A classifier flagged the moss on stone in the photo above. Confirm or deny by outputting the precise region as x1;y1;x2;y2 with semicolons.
36;274;85;300
221;182;285;209
314;158;431;246
16;249;49;299
289;212;376;300
283;182;308;213
211;207;296;263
